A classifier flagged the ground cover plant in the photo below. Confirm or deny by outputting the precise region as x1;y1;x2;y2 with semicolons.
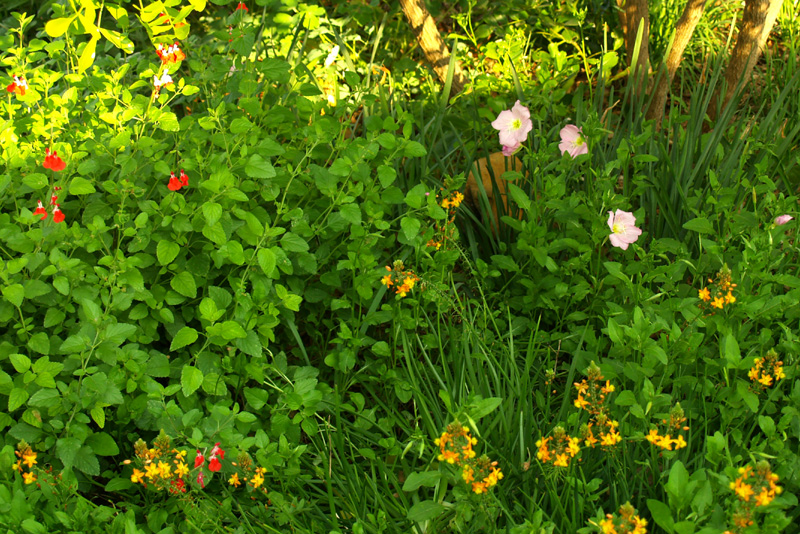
1;0;799;532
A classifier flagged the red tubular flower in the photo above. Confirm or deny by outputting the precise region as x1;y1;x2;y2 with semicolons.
33;200;48;220
235;2;248;11
210;442;225;460
43;148;66;172
52;206;65;223
179;169;189;187
168;171;183;191
208;455;221;472
6;75;28;96
194;450;205;468
196;470;205;488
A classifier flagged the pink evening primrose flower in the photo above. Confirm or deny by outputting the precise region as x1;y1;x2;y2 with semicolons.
502;141;521;156
607;209;642;250
491;100;532;148
559;124;589;158
775;214;793;226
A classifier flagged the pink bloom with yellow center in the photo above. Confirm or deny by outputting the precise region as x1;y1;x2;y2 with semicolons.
558;124;588;158
491;100;532;148
607;209;642;250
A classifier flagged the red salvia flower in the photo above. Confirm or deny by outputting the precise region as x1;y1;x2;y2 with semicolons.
235;2;248;12
33;200;48;220
179;169;189;187
196;470;205;488
6;75;28;96
52;206;65;223
194;450;205;468
168;171;183;191
43;148;66;172
208;455;222;472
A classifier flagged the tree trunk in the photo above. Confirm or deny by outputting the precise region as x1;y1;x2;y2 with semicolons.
711;0;783;120
647;0;709;128
398;0;466;95
624;0;650;97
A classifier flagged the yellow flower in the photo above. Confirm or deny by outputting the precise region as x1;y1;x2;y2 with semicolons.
601;429;621;447
645;429;660;444
748;367;760;381
12;460;21;472
724;291;736;304
22;452;37;468
711;296;725;309
657;434;673;450
462;465;474;483
251;472;264;489
145;463;160;480
131;468;145;484
22;472;36;485
774;366;785;380
380;275;392;287
553;453;569;467
759;374;773;387
698;287;711;301
600;517;617;534
673;435;687;449
175;461;189;479
754;489;773;507
229;473;242;487
567;437;581;457
472;481;486;494
601;381;615;394
157;461;172;478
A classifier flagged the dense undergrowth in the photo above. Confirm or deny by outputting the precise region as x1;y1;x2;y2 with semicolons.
1;0;799;533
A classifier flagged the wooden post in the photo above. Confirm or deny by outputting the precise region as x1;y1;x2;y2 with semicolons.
398;0;466;95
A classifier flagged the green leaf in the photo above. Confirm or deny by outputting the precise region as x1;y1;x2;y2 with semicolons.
9;353;31;372
73;447;100;476
170;327;199;351
81;298;103;323
230;117;253;134
723;334;741;366
27;332;50;355
400;216;421;241
202;202;223;226
338;204;361;225
507;183;531;210
470;397;503;419
206;321;247;340
3;283;24;307
8;388;28;412
45;17;74;37
90;405;105;428
407;501;445;522
257;248;276;276
56;437;82;470
78;35;99;74
682;217;715;234
23;173;48;190
157;240;180;265
86;432;120;456
403;140;427;157
666;460;689;504
171;272;197;298
69;177;96;195
614;390;636;406
402;472;441;492
377;165;396;187
646;499;675;533
280;232;309;252
245;154;276;179
181;366;204;396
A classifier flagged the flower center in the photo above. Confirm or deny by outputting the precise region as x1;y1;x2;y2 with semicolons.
575;136;584;146
612;222;625;234
511;119;521;130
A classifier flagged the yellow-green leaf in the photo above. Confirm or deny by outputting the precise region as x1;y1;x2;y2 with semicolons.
78;35;99;74
45;17;74;38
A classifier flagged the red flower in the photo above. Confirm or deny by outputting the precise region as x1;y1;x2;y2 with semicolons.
168;171;183;191
208;455;222;472
196;470;205;488
194;450;205;468
235;2;248;11
6;75;27;96
210;442;225;459
179;169;189;187
33;200;48;220
156;43;186;65
52;206;65;223
43;148;66;172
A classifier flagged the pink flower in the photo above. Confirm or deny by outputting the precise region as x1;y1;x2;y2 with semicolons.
210;442;225;460
775;215;793;226
491;100;532;148
197;470;205;488
607;209;642;250
502;141;521;157
194;450;205;468
559;125;588;158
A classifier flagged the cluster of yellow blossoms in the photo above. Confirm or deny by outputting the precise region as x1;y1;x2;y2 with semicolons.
748;349;786;391
536;426;581;467
380;260;420;298
645;403;689;452
591;502;648;534
129;432;192;495
698;265;737;310
725;462;782;534
427;190;464;251
435;423;503;494
574;362;622;449
11;441;38;485
227;452;268;494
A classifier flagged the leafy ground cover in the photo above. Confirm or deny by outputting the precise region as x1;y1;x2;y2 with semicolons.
1;0;799;533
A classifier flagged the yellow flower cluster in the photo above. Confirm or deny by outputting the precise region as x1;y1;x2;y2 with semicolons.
435;423;503;494
228;451;269;494
591;502;647;534
380;260;421;298
698;264;737;310
537;426;581;467
724;462;782;534
427;190;464;251
129;431;191;495
573;361;622;449
748;349;785;390
645;403;689;452
12;441;38;485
